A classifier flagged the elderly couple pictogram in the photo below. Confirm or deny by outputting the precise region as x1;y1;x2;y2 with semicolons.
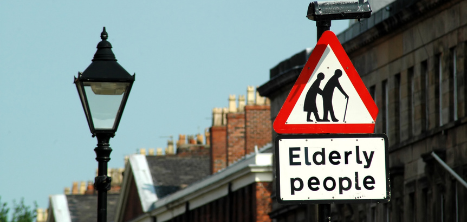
304;69;349;122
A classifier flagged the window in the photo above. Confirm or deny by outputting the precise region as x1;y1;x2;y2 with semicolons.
395;74;401;141
451;47;458;121
421;60;428;131
436;53;442;126
408;67;414;136
409;192;416;221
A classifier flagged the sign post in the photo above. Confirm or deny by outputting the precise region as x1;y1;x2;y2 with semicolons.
273;2;389;221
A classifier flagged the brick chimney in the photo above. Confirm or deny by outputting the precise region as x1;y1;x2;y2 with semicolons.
210;107;227;174
226;111;245;165
245;87;272;154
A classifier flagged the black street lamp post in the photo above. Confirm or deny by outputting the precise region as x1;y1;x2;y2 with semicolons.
74;27;135;222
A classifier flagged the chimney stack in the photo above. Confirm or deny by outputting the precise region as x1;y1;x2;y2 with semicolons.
228;95;237;113
247;86;255;105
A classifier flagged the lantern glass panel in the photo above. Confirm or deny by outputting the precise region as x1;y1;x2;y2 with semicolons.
83;82;130;130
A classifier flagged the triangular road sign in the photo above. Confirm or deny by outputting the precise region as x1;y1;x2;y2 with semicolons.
274;31;378;134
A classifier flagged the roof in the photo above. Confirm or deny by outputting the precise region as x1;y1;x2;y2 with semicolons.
146;154;211;198
48;193;119;222
67;194;119;222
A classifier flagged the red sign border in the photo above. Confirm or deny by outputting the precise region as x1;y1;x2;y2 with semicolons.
273;31;378;134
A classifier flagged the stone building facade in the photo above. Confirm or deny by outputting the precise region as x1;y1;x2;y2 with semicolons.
258;0;467;221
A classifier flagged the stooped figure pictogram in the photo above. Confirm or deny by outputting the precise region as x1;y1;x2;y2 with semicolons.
303;73;325;122
321;69;348;122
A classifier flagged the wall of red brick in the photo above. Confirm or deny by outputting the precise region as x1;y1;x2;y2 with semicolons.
226;113;245;165
210;126;227;174
245;105;272;154
255;182;272;222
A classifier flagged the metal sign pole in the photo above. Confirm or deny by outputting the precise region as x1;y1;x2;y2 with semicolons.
306;2;372;221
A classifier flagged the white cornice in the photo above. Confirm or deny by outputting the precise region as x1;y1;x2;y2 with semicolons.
148;152;273;221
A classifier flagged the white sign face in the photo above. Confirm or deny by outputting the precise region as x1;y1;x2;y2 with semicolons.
275;134;389;204
286;45;373;125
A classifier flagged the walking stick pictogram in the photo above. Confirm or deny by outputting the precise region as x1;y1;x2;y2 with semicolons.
343;97;349;122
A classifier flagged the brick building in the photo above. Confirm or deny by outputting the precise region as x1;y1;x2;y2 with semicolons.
114;86;274;222
258;0;467;221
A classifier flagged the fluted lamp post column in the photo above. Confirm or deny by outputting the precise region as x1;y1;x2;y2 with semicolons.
74;27;135;222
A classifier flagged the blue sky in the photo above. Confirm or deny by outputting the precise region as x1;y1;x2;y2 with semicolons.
0;1;348;212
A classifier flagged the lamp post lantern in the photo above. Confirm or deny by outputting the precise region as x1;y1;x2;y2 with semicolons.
74;27;135;222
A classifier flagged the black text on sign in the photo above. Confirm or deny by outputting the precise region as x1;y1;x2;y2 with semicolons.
275;134;390;204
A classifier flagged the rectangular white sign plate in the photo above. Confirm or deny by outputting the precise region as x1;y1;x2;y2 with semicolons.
275;134;390;204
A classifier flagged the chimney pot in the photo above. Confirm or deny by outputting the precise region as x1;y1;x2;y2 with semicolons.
85;181;94;195
238;95;245;112
205;128;210;145
222;108;228;125
212;108;223;126
64;187;71;195
255;86;266;105
188;135;196;144
139;148;146;155
166;140;175;155
247;86;255;105
80;181;86;194
177;134;186;147
148;148;155;156
156;147;163;156
196;134;204;144
72;182;78;195
228;95;237;113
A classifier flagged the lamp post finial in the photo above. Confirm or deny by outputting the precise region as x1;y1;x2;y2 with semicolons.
101;27;108;41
